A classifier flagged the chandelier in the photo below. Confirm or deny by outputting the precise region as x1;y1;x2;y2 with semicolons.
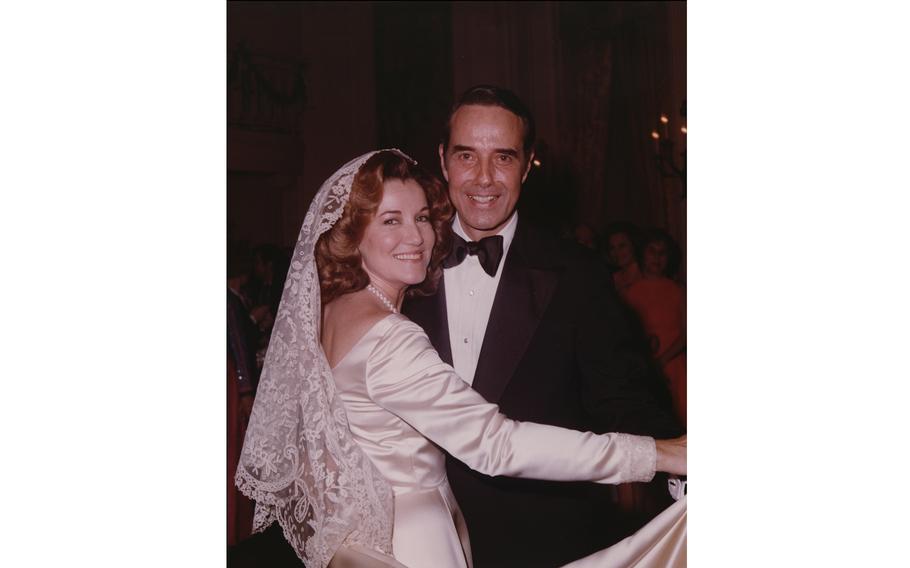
650;100;686;198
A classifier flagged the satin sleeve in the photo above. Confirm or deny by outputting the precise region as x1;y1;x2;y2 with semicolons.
364;317;656;484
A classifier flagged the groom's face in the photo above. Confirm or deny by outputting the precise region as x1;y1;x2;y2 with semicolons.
439;104;534;241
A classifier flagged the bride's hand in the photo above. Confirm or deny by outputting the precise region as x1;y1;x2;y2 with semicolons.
655;435;686;475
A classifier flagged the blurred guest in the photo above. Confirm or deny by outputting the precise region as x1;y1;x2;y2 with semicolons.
227;249;266;546
243;244;290;331
228;272;250;309
227;289;259;545
604;223;642;291
228;358;256;546
640;227;682;283
622;228;686;427
228;287;260;396
573;223;598;250
240;244;291;368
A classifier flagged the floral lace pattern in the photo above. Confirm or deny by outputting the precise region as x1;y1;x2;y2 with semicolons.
235;150;415;568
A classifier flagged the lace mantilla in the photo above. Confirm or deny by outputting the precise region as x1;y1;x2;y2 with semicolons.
235;150;415;568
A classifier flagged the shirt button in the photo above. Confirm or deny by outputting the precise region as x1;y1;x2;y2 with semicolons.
463;337;469;343
469;290;475;296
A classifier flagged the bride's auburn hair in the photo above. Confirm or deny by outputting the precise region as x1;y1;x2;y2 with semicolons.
316;151;453;304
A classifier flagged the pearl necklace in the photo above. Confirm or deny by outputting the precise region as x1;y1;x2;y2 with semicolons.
367;283;399;314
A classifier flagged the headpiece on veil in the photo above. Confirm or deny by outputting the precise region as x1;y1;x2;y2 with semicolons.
236;149;416;568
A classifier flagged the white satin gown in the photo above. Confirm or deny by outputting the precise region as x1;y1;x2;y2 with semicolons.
331;314;661;568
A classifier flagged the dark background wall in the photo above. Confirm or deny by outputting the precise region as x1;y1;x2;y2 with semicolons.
227;1;686;267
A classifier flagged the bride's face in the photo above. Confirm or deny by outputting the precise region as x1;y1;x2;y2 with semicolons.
358;178;436;294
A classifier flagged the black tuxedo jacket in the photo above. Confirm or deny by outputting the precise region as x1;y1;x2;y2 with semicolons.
403;219;681;568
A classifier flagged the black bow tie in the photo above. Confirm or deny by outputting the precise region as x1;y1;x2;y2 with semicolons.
443;234;504;277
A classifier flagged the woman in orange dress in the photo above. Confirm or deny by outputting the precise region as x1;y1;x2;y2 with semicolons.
621;229;686;428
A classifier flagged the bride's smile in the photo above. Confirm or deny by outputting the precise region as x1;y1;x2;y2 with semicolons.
359;178;436;296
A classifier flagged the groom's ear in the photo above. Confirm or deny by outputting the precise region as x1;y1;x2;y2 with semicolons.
438;143;449;182
521;149;535;183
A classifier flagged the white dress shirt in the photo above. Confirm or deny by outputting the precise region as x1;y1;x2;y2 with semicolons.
444;212;518;386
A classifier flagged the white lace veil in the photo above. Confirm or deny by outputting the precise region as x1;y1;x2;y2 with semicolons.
236;149;415;568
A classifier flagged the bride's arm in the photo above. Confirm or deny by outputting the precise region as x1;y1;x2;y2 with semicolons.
365;319;686;484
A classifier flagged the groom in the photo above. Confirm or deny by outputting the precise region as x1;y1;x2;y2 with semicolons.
403;85;682;567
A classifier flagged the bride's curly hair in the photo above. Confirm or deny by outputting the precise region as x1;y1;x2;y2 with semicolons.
316;151;453;305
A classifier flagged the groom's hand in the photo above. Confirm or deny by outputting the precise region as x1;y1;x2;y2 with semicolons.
655;435;687;476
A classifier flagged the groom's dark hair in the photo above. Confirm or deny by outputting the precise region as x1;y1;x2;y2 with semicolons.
441;85;536;158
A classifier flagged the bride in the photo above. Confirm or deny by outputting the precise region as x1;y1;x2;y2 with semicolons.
235;149;686;568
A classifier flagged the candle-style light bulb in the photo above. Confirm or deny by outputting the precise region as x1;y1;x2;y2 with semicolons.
659;115;669;124
651;130;660;154
680;126;687;134
660;114;669;137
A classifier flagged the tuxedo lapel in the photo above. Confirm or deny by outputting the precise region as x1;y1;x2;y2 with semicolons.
406;277;453;365
472;224;559;403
